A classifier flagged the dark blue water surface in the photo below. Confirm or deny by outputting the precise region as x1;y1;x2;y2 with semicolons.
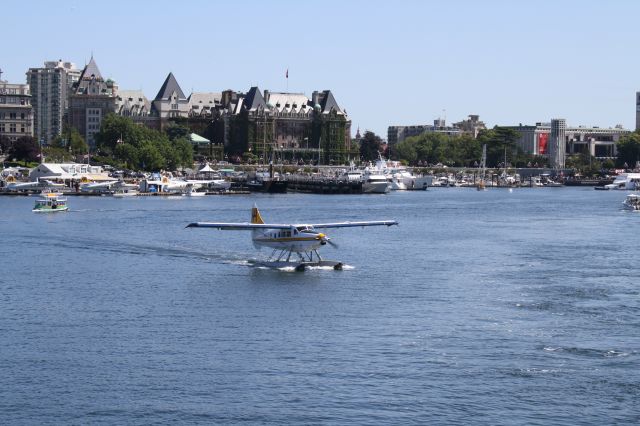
1;188;639;424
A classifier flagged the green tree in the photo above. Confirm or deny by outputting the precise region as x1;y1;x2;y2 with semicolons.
477;127;521;168
359;131;382;162
138;141;164;171
165;123;190;141
0;135;11;154
69;128;88;156
42;146;74;163
394;139;417;164
173;137;194;168
9;136;40;163
616;131;640;168
94;113;144;153
114;143;140;169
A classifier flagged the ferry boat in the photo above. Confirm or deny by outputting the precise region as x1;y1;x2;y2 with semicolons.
32;192;68;213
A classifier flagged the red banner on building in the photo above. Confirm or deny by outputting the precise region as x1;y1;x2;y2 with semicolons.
538;133;548;155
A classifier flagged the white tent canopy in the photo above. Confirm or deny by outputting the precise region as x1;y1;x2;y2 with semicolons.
198;163;215;173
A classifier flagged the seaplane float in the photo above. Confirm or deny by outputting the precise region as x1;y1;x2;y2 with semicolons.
186;205;398;271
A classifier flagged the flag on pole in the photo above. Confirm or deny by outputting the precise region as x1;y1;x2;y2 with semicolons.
286;68;288;79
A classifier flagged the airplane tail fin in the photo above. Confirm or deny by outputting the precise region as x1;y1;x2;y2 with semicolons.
250;204;264;246
251;205;264;224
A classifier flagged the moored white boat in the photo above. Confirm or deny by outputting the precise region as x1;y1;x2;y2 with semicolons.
604;173;640;190
362;170;390;193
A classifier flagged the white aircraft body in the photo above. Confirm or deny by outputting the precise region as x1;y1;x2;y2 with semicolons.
5;178;64;192
187;205;398;270
186;179;232;191
81;180;138;193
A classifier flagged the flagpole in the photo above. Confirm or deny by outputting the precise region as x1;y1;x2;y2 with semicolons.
286;66;289;92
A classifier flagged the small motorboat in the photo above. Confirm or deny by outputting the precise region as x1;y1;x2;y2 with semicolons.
622;193;640;211
33;192;68;213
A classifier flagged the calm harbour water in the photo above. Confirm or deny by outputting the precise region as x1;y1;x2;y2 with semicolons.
1;188;639;425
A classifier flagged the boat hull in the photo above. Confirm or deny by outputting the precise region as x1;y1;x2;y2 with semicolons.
363;182;390;194
247;180;288;193
33;206;68;213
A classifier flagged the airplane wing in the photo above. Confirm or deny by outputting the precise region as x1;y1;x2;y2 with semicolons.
186;222;292;230
83;180;118;188
304;220;398;229
186;220;398;230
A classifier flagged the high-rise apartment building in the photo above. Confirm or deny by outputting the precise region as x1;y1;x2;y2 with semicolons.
0;80;33;143
549;118;566;168
27;60;81;144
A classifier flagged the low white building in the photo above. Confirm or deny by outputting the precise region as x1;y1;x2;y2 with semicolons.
29;162;110;182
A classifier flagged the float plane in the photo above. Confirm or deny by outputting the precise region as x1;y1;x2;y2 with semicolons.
5;178;64;192
81;179;138;194
186;205;398;271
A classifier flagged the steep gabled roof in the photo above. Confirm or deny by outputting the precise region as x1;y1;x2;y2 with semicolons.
243;86;267;111
78;57;103;81
319;90;342;114
154;72;186;101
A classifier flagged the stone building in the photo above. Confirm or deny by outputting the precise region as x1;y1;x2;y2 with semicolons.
68;57;117;148
0;80;33;143
206;87;352;164
453;114;486;138
150;72;190;125
115;90;150;118
188;92;222;118
27;60;81;144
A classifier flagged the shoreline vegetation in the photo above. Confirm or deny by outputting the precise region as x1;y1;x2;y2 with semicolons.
2;116;640;180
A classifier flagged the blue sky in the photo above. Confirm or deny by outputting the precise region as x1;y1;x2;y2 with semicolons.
2;0;639;137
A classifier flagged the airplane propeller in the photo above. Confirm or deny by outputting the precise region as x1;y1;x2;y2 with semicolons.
323;236;338;248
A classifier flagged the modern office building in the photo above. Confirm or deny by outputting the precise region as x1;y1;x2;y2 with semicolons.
505;120;630;165
68;57;117;148
27;60;81;144
0;80;33;143
549;118;566;168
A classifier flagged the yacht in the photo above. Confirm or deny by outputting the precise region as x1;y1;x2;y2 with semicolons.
362;168;390;193
374;156;429;190
33;192;68;213
603;173;640;190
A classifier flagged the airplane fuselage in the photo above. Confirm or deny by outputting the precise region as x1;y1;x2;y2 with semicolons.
252;227;326;253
